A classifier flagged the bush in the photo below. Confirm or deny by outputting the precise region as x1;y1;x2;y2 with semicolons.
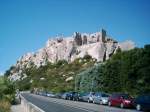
83;54;92;60
0;76;15;112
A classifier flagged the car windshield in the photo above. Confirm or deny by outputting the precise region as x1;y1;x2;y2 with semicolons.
64;92;69;95
101;94;109;97
78;93;87;96
122;95;130;99
143;95;150;101
83;92;90;96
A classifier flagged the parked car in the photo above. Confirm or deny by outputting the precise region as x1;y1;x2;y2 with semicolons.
93;92;109;105
46;92;56;97
133;94;150;111
67;92;79;101
55;93;64;99
78;93;85;101
81;92;95;103
108;93;133;108
61;92;70;100
37;91;47;96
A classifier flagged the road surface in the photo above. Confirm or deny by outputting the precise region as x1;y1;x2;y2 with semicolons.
22;93;140;112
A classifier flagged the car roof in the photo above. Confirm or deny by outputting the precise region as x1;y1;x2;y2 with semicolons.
111;93;129;96
138;94;150;98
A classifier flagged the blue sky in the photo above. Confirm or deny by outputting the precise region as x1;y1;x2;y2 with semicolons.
0;0;150;74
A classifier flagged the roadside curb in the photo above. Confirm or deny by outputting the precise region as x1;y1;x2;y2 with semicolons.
21;93;45;112
11;104;24;112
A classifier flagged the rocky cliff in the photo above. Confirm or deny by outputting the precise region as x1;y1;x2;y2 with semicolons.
8;29;135;81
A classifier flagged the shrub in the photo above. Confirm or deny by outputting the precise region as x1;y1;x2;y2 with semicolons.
83;54;92;60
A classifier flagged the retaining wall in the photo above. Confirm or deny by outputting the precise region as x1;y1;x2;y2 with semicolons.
20;94;45;112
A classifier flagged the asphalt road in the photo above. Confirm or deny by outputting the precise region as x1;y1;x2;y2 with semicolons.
22;93;140;112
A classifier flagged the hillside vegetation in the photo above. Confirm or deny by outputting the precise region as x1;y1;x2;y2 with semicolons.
77;45;150;96
5;45;150;96
0;76;15;112
102;45;150;95
13;55;96;93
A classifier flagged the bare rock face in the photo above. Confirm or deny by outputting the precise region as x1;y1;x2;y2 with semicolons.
74;32;82;46
8;29;135;81
105;40;118;60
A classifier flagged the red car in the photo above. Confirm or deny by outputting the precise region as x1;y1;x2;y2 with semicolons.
108;93;133;108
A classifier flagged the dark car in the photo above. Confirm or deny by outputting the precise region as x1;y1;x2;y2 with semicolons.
67;92;79;101
108;93;133;108
133;94;150;111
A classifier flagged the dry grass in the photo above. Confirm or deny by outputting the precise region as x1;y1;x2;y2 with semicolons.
0;100;11;112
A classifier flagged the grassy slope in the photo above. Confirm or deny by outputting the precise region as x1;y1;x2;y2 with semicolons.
16;57;96;92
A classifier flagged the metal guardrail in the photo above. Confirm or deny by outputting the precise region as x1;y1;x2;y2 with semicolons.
20;94;45;112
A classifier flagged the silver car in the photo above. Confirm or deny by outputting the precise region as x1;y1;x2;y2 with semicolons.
93;92;109;105
61;92;70;100
46;92;55;97
82;92;95;103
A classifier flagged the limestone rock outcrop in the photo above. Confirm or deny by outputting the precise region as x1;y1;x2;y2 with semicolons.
8;29;135;81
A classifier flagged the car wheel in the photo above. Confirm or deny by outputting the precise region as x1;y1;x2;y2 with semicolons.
100;101;103;105
108;101;111;106
136;104;141;111
120;103;124;108
93;100;95;104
